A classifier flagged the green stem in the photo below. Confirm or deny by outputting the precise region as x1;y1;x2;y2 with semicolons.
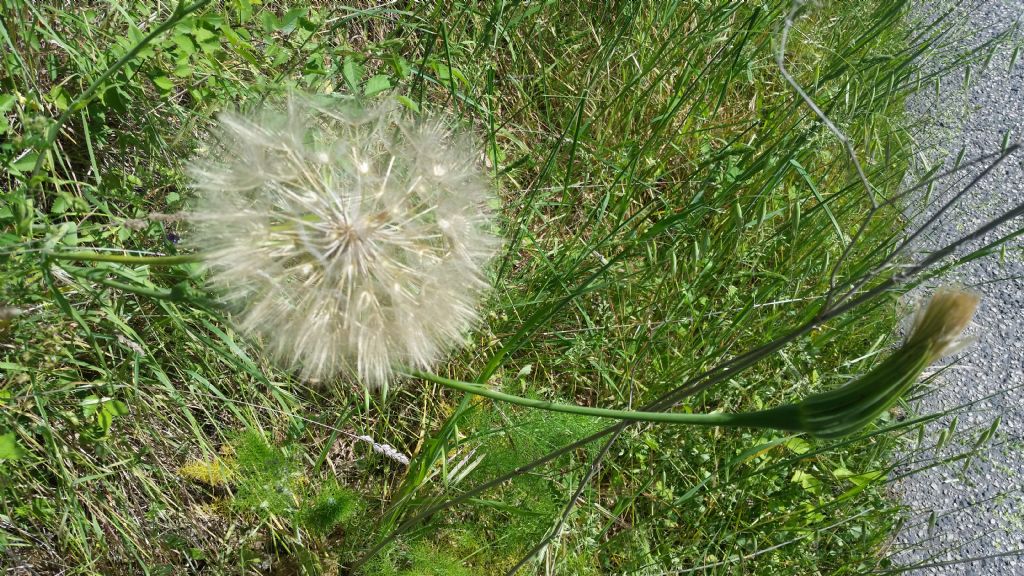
46;250;201;266
56;263;203;302
77;274;180;300
409;370;742;426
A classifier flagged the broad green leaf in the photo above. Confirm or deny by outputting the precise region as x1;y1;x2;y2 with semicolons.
342;57;364;91
81;395;102;418
0;94;15;114
173;32;196;57
47;85;69;111
363;75;391;97
784;437;811;455
152;76;174;91
235;0;253;22
193;27;217;43
790;470;821;493
277;7;306;34
395;95;419;113
0;432;24;460
833;466;855;479
7;153;39;176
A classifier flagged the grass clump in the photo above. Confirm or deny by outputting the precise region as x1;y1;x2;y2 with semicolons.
0;0;1013;574
174;429;364;572
226;430;361;536
358;540;479;576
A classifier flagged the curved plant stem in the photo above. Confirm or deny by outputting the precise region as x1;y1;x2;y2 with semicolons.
69;273;182;300
408;370;739;426
46;250;201;266
55;262;214;305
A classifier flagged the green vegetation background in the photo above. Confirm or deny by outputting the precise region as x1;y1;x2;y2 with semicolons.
0;0;998;574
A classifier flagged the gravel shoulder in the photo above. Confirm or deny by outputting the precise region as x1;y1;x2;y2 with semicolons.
895;1;1024;574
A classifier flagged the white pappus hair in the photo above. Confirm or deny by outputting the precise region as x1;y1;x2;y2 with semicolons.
187;95;500;388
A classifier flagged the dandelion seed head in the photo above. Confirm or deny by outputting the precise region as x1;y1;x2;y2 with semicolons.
187;95;501;387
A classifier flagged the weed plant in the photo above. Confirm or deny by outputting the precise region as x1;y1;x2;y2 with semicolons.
0;0;1020;574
